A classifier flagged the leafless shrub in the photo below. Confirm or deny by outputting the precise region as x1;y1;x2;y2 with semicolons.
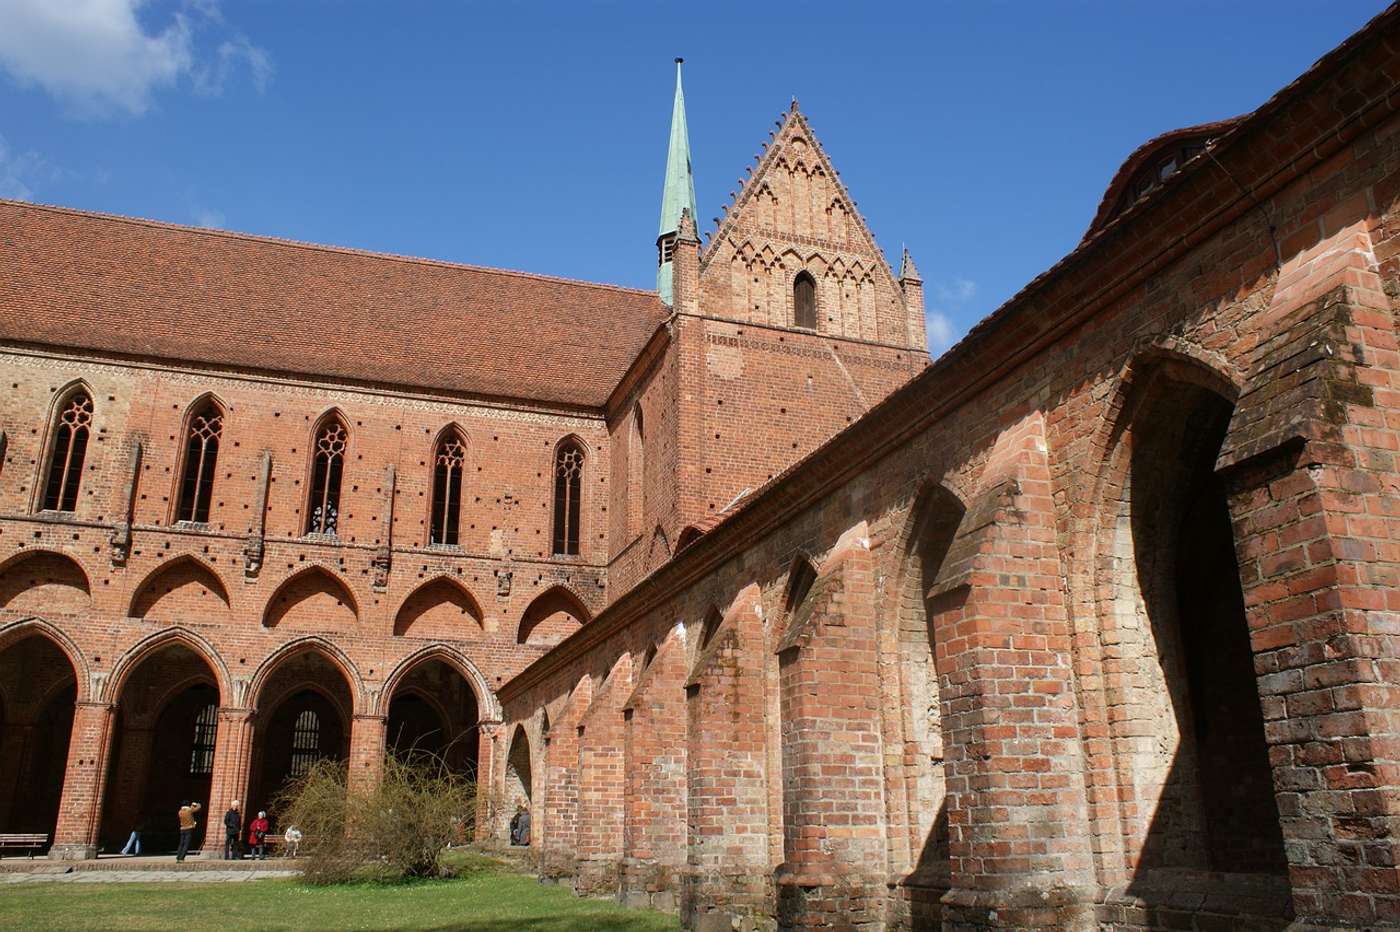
274;750;478;884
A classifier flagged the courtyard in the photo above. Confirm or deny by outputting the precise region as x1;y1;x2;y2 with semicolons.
0;866;678;932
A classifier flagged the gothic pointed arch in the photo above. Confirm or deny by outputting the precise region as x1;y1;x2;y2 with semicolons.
506;723;532;804
246;636;359;817
0;621;79;842
36;380;95;514
884;480;966;890
779;552;818;637
0;617;90;702
247;635;364;715
518;585;590;647
128;554;232;622
392;575;485;638
105;625;232;707
172;392;227;525
551;436;587;556
305;408;350;536
0;549;92;615
429;423;469;547
1090;352;1285;877
261;565;360;630
379;643;500;722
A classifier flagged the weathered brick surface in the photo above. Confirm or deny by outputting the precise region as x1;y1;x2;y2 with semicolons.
493;11;1400;931
5;10;1400;932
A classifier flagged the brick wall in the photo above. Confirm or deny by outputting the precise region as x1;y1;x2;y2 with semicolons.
494;12;1400;930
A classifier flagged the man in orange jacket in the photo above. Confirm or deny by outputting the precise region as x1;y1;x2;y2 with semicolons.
175;801;202;862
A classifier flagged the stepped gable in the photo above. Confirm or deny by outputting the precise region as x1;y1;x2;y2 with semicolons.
0;199;667;407
698;102;917;346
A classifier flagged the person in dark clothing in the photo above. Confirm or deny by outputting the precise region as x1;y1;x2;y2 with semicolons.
175;801;202;862
511;804;531;847
223;800;242;860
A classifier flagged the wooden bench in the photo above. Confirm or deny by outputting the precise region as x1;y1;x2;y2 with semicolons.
0;834;48;859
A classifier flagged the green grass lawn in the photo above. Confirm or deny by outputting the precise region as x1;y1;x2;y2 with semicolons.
1;871;681;932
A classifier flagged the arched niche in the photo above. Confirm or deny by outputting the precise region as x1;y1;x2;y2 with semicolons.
392;577;484;639
128;556;232;623
518;585;590;648
0;551;91;615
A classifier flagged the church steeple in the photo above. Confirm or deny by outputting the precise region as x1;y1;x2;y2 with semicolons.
657;58;697;306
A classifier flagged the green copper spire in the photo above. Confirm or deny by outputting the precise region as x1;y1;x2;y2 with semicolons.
657;58;697;305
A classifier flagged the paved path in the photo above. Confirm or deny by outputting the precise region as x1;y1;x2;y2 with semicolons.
2;867;297;883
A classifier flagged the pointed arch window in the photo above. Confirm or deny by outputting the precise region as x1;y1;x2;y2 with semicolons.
176;400;223;524
793;271;817;329
42;389;93;512
629;404;644;534
306;416;347;536
552;440;584;556
430;429;467;546
290;709;321;776
189;703;217;775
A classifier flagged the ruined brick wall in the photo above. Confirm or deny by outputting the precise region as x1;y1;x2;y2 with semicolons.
496;12;1400;930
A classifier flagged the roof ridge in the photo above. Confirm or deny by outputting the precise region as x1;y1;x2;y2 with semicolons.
0;197;660;298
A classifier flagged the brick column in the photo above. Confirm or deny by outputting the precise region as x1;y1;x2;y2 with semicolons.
774;525;889;928
1216;220;1400;926
683;584;774;930
49;700;115;860
200;708;253;858
935;417;1096;927
621;628;687;911
473;720;499;844
348;714;386;795
1225;441;1400;926
574;659;630;896
540;681;592;881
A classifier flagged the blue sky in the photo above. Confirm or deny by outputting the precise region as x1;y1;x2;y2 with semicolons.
0;1;1386;355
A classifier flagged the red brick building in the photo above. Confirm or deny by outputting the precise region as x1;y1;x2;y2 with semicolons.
2;9;1399;930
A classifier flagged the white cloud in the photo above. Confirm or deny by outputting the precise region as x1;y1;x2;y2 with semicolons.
194;35;273;97
192;206;225;228
935;278;976;303
926;311;960;354
0;135;59;200
0;0;271;117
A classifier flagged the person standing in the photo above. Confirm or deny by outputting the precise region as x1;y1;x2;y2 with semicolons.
516;804;531;847
120;811;147;856
248;810;270;860
223;800;242;860
175;801;202;862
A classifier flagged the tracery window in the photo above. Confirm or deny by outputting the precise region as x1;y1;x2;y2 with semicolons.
793;271;817;329
189;703;217;775
552;441;584;556
306;417;347;535
176;401;223;523
290;709;321;777
430;429;467;546
42;390;93;512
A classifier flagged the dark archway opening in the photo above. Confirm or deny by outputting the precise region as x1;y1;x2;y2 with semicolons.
100;645;219;853
385;659;479;779
248;651;353;824
1126;372;1287;878
903;487;964;914
0;634;76;851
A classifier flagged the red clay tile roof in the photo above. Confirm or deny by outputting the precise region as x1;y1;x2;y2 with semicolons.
0;200;667;407
1082;116;1246;241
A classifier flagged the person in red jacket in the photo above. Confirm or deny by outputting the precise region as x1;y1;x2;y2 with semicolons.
248;811;270;860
